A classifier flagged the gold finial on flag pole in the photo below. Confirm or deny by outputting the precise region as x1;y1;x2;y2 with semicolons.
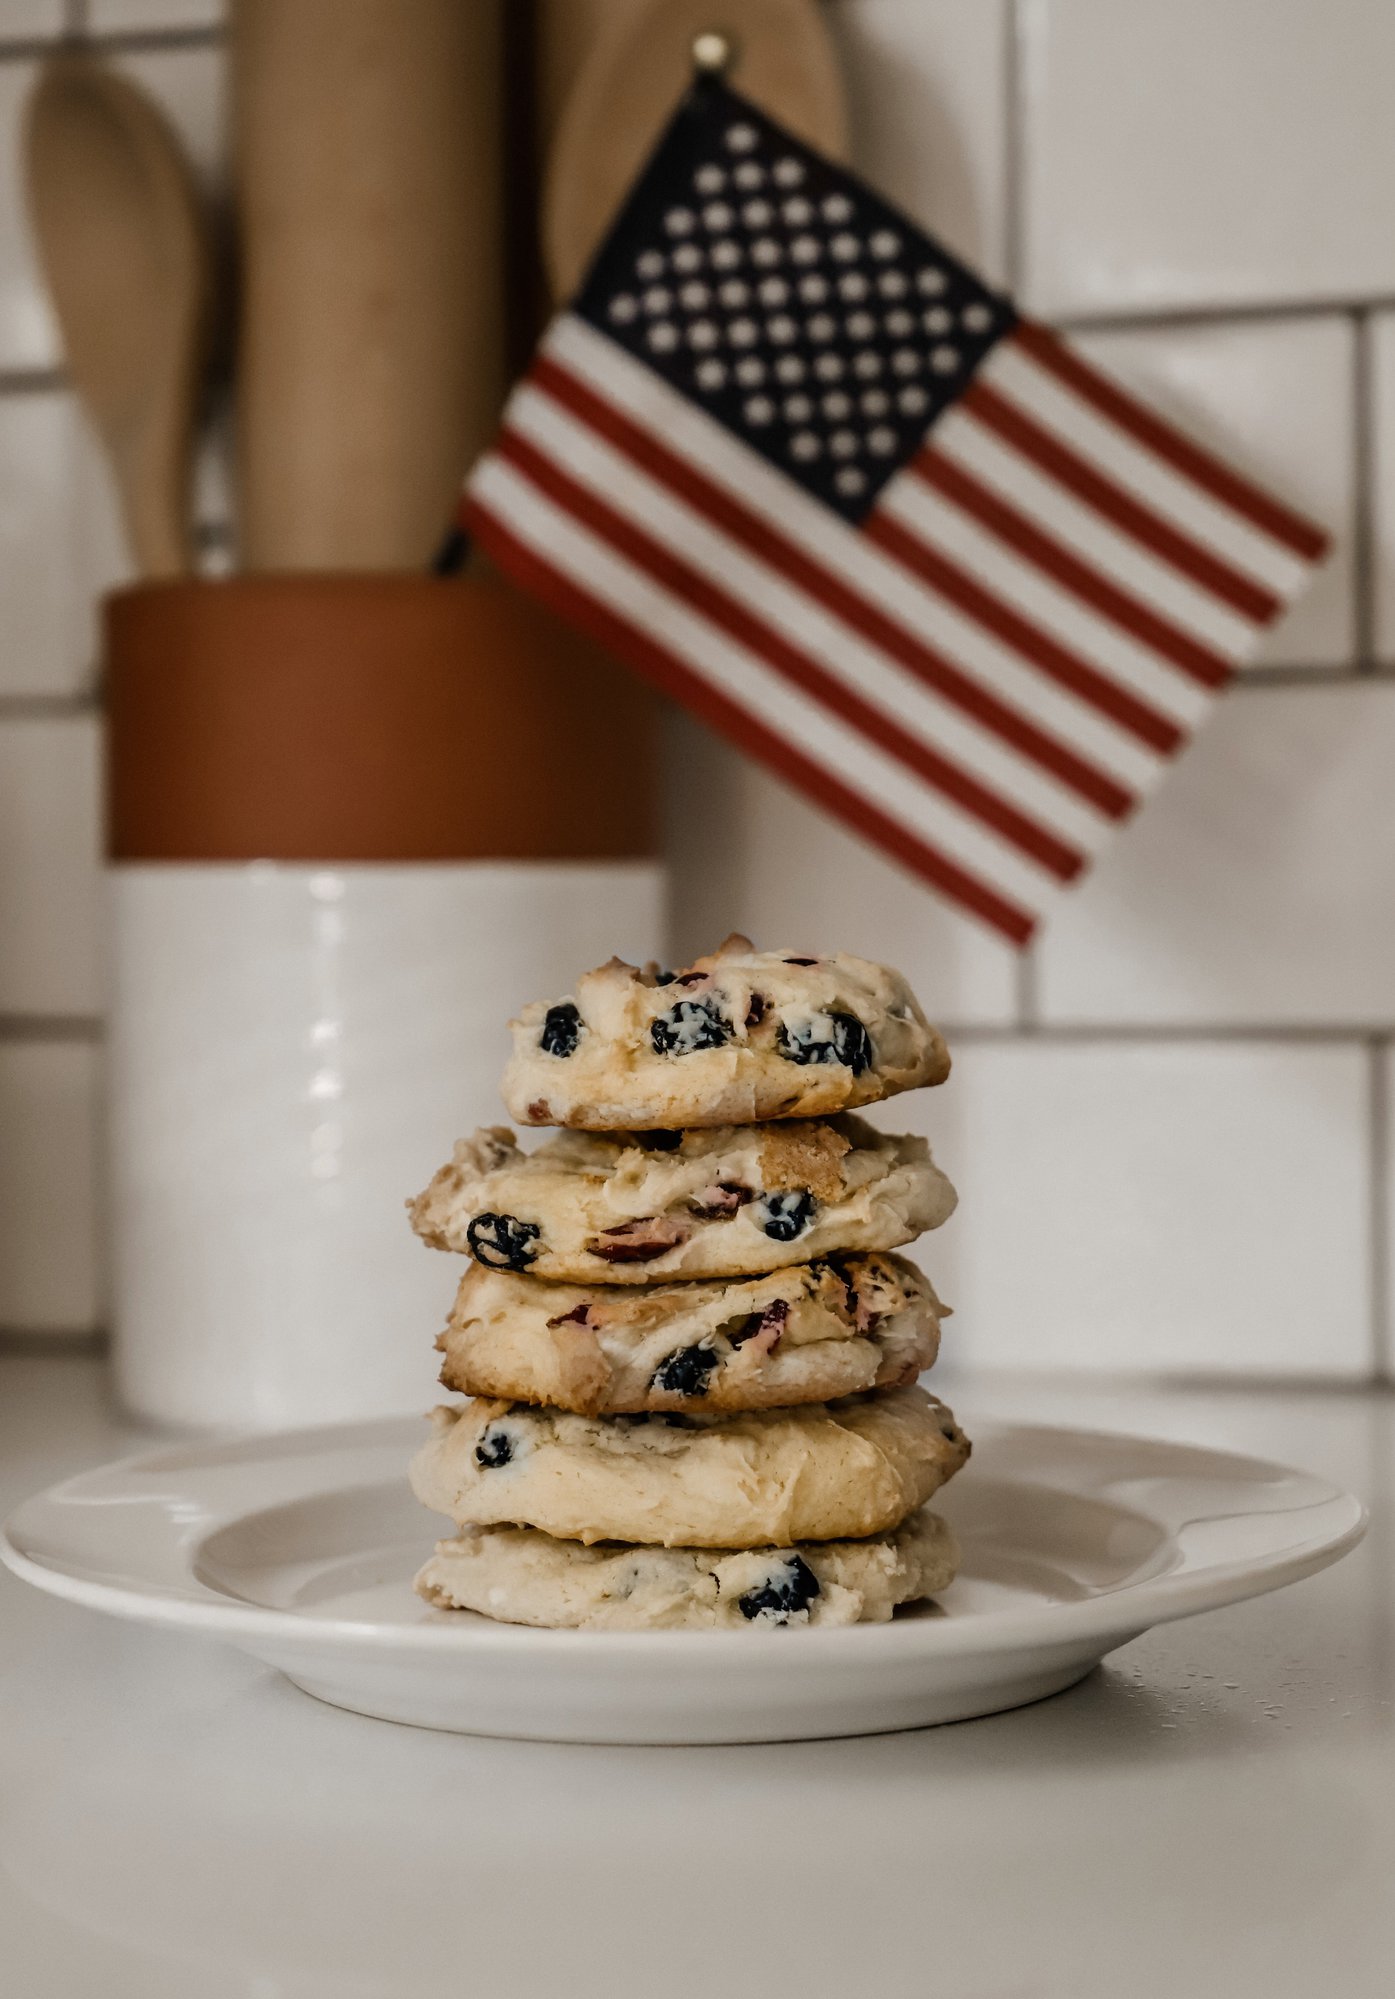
691;29;737;77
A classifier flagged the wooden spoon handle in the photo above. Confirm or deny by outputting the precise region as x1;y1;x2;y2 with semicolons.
232;0;506;571
24;56;210;579
542;0;847;303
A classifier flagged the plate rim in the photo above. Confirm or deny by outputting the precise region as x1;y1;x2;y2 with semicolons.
0;1416;1369;1661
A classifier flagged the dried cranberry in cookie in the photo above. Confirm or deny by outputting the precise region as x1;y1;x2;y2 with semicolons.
585;1216;691;1263
435;1252;945;1414
407;1113;956;1285
688;1180;752;1218
501;936;949;1129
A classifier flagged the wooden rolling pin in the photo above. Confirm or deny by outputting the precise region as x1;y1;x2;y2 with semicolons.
231;0;504;571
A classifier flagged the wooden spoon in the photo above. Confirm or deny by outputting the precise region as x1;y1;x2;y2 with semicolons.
24;55;212;579
542;0;848;302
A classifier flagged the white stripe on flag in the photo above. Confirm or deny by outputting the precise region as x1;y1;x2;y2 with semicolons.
935;395;1257;658
470;452;1064;915
878;466;1214;729
506;380;1115;855
984;340;1310;600
544;316;1163;794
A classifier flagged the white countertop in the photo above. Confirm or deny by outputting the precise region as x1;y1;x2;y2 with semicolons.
0;1351;1390;1999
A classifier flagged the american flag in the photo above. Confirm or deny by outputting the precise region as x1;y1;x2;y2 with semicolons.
460;76;1328;946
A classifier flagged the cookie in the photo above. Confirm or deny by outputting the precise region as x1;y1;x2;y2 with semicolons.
408;1113;955;1285
436;1252;945;1414
415;1508;960;1630
409;1384;970;1548
501;936;950;1130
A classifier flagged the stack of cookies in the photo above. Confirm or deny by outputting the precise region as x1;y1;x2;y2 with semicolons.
406;937;969;1630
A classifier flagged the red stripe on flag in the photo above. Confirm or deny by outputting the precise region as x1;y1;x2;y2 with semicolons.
528;353;1136;818
864;503;1184;754
1011;321;1330;564
913;446;1232;692
464;496;1039;945
962;377;1282;625
494;425;1084;880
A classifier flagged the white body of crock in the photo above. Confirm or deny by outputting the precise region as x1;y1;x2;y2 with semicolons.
107;860;664;1430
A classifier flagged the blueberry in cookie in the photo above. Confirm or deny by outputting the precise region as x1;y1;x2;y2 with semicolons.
737;1553;822;1624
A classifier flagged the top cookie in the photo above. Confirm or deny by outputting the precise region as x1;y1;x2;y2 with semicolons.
501;935;949;1130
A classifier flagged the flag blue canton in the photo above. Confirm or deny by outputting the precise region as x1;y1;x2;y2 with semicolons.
575;77;1015;523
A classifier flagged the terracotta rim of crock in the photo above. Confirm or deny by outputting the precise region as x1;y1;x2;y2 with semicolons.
105;573;657;863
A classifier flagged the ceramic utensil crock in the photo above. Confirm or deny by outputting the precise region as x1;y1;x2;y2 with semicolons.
105;574;661;1429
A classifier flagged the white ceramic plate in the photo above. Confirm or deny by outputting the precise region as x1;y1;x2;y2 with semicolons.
1;1418;1365;1744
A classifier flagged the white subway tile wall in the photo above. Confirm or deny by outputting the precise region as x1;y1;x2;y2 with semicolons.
1017;0;1395;318
0;58;59;368
107;40;225;187
0;3;62;49
0;713;101;1016
896;1040;1375;1378
826;0;1010;284
87;2;224;32
0;1040;102;1333
0;0;1391;1380
1033;684;1395;1029
1370;311;1395;664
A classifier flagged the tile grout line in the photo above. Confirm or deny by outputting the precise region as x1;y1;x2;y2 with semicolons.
0;693;100;719
0;366;68;395
991;0;1029;1041
1013;945;1039;1031
939;1021;1395;1046
2;1019;1386;1052
1369;1037;1391;1380
0;34;69;60
1237;662;1387;687
1001;0;1025;297
1352;307;1378;671
0;655;1352;711
82;25;226;56
985;0;1030;1105
0;21;227;62
1052;294;1395;336
0;1016;103;1043
0;1326;106;1351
